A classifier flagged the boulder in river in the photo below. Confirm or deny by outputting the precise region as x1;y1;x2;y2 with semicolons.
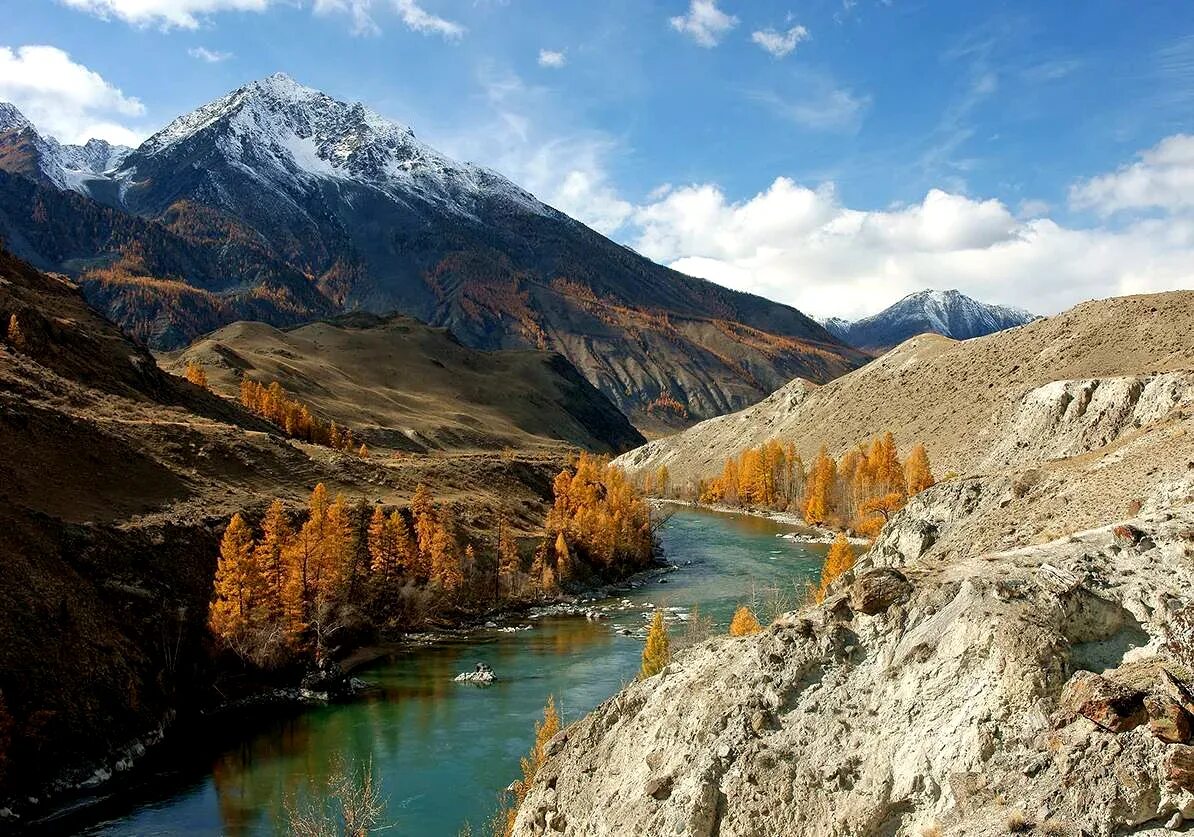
455;662;496;685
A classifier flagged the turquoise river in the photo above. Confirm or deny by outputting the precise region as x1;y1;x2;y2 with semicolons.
56;506;827;836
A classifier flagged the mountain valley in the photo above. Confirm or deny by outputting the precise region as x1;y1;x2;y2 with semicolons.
0;246;643;811
0;15;1191;834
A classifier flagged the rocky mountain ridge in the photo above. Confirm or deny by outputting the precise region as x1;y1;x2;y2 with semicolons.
0;102;130;192
523;290;1194;836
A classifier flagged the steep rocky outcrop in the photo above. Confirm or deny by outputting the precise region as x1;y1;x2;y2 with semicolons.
519;291;1194;836
516;501;1194;836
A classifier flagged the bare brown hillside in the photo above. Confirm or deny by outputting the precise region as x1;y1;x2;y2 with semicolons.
160;313;644;455
616;291;1194;492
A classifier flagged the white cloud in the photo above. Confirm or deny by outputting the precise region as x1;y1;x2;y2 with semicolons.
188;46;232;63
58;0;272;29
67;0;464;37
0;45;146;144
670;0;737;48
312;0;380;34
750;83;869;133
538;49;567;69
392;0;464;38
751;25;810;58
1070;134;1194;216
622;138;1194;319
1017;198;1050;218
433;66;631;235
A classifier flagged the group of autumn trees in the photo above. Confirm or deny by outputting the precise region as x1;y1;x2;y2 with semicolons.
208;454;655;668
180;360;367;456
692;433;935;536
239;377;365;455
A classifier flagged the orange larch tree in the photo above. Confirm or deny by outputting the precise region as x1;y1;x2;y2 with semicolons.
906;443;936;495
184;360;208;389
255;499;292;626
209;513;263;646
816;533;856;603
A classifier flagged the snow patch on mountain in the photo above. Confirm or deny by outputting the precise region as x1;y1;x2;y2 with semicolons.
0;103;32;133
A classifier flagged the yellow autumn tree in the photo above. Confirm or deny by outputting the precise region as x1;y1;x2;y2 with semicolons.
5;313;24;350
655;465;670;498
497;516;521;599
319;494;355;602
209;513;262;646
906;443;935;495
639;610;671;679
430;519;463;591
545;453;653;577
498;695;561;837
528;540;547;595
554;532;573;587
255;500;292;626
410;483;435;583
803;447;836;526
873;432;906;497
729;605;762;636
184;360;208;389
816;533;856;603
367;506;411;583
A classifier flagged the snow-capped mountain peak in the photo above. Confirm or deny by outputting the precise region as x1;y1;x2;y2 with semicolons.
823;289;1037;350
0;102;32;133
121;72;543;218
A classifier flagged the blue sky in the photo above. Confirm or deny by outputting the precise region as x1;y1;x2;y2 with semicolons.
3;0;1194;317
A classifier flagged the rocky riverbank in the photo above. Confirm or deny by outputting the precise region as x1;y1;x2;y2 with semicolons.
514;307;1194;836
516;484;1194;836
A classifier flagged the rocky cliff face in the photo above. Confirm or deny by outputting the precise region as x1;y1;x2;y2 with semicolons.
516;500;1194;836
518;295;1194;836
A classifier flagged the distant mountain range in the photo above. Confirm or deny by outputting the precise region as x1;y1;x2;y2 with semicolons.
0;73;867;432
820;289;1036;351
0;103;131;191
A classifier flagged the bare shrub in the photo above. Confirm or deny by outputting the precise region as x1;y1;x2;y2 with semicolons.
675;604;714;650
287;757;389;836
